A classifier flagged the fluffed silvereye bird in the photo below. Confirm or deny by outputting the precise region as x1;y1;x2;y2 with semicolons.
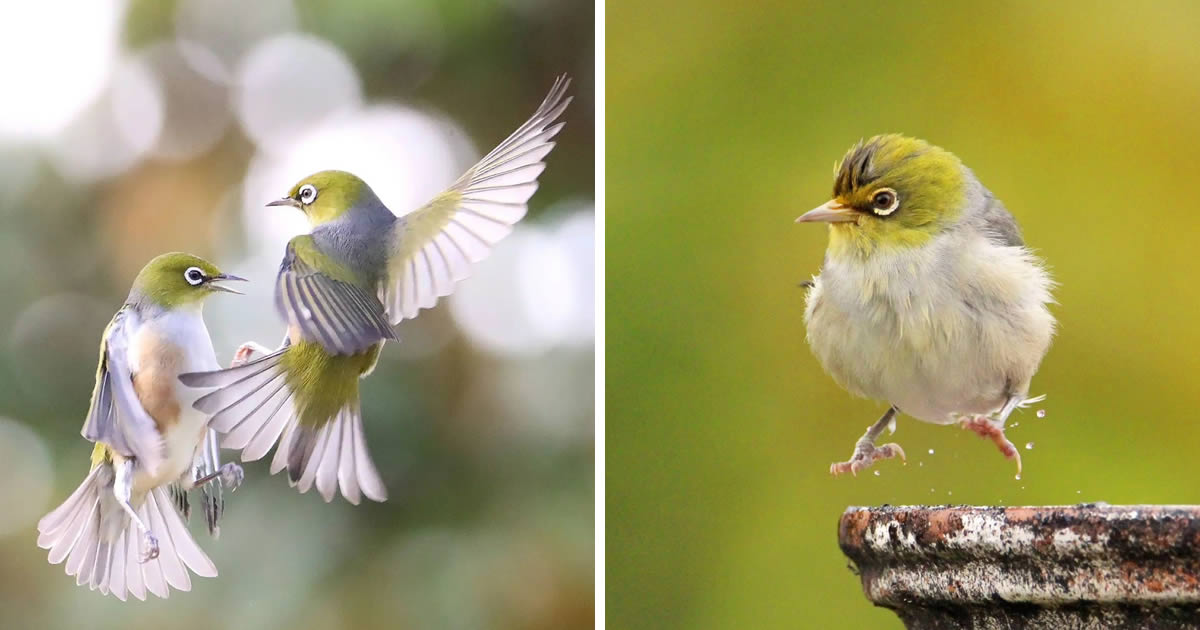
179;75;572;503
797;135;1055;476
36;253;246;600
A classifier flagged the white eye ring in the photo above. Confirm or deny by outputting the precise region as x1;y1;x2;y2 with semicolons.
184;266;205;286
298;184;318;204
870;188;900;216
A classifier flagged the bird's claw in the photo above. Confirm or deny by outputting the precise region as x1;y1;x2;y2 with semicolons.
140;532;159;563
231;342;268;367
960;415;1022;475
220;462;244;491
830;441;906;476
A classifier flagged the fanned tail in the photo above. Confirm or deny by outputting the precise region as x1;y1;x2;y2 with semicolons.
181;348;386;504
37;466;216;600
274;401;385;504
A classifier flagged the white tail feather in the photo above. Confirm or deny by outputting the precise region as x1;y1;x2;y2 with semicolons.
270;403;386;504
37;465;216;600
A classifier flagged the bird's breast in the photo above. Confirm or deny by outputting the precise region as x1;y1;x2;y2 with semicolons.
129;329;186;432
125;309;219;490
804;234;1054;423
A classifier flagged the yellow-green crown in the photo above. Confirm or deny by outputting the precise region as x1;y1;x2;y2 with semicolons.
131;252;231;308
825;134;968;256
282;170;378;225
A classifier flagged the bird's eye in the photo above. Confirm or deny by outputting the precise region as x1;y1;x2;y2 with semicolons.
184;267;206;286
871;188;899;216
298;184;318;204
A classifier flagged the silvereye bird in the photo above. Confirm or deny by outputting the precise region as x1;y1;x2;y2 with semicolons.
180;75;572;503
797;135;1055;476
36;253;246;600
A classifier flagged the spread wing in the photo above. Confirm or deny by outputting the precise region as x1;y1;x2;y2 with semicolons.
276;235;396;356
381;74;572;323
80;307;166;476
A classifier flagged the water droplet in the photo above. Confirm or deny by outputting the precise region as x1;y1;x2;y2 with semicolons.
918;461;924;467
1025;442;1034;450
1011;422;1019;427
928;449;935;455
1076;490;1082;494
873;470;880;476
1036;409;1046;418
1015;473;1022;480
947;490;953;496
930;488;935;493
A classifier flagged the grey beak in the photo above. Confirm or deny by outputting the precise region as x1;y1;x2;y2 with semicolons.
266;197;300;208
209;273;247;295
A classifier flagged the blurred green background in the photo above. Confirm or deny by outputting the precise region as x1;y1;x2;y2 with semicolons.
0;1;593;629
608;1;1200;628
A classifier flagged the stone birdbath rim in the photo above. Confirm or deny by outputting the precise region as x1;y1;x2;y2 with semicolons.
838;504;1200;629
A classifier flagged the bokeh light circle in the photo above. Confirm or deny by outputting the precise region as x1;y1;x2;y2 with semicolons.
0;0;122;140
175;0;298;83
451;211;595;358
450;229;554;357
141;42;233;160
235;34;363;155
0;416;53;538
8;294;116;404
49;56;165;182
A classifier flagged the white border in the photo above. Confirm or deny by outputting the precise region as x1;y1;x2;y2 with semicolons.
593;0;606;624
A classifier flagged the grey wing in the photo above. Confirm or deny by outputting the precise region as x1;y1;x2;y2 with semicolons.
978;190;1024;247
80;308;166;475
276;239;396;356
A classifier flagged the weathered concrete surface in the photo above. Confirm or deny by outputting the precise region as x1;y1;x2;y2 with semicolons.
839;505;1200;629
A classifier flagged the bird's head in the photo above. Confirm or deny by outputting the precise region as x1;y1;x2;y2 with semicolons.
267;170;383;226
131;252;245;309
797;135;967;258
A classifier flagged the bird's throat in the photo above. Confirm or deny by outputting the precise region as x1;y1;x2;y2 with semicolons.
827;222;933;261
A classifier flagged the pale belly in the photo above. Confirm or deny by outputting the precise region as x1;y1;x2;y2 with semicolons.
125;308;220;497
803;241;1054;424
132;395;209;495
807;292;1009;422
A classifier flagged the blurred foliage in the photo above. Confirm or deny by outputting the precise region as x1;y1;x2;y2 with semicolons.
0;1;593;629
608;1;1200;628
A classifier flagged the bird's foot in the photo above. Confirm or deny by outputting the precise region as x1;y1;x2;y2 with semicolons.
231;342;270;367
140;532;159;563
960;415;1022;474
830;440;906;476
220;462;244;491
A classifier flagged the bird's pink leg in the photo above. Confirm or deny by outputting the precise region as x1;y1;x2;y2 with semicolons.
830;406;906;476
230;342;272;367
960;414;1022;474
